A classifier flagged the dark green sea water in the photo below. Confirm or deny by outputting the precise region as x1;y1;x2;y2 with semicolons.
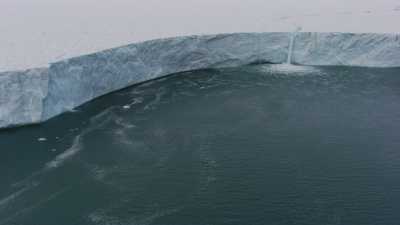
1;65;400;225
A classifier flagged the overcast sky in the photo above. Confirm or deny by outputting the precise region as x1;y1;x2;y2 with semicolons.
1;0;400;71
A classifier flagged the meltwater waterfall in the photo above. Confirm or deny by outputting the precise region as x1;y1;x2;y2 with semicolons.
286;27;302;64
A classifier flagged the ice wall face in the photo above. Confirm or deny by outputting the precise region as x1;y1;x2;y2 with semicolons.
294;33;400;67
0;68;48;128
1;32;399;129
42;33;288;120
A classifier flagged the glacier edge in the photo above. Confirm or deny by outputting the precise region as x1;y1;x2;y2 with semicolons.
1;32;399;129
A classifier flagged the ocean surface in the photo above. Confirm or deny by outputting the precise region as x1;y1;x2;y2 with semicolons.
1;64;400;225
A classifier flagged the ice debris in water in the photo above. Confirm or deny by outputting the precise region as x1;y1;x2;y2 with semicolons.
123;105;131;109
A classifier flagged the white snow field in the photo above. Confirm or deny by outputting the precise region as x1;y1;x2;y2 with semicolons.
1;0;400;72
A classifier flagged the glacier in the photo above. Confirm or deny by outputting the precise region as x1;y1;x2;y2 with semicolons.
1;32;400;129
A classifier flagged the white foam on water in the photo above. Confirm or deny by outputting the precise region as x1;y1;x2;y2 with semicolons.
113;116;136;146
130;207;183;225
88;206;183;225
45;134;82;169
4;107;118;215
113;128;134;146
130;97;144;105
0;187;70;225
12;134;84;188
90;107;116;123
122;97;144;110
259;64;323;75
114;117;136;130
0;184;37;211
45;106;119;169
87;165;109;182
144;88;167;111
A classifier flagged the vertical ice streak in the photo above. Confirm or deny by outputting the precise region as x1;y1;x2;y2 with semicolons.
286;27;302;64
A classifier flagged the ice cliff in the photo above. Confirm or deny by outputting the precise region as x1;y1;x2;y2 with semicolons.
1;32;400;129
